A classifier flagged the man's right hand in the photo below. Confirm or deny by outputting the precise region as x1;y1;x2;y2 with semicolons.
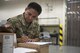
21;35;29;43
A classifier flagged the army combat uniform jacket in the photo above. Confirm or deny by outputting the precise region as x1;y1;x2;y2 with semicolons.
6;14;40;39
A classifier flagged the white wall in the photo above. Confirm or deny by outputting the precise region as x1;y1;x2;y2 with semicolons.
0;0;66;22
0;0;27;21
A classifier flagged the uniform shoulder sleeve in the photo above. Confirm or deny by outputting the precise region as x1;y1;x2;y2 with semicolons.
7;14;23;25
7;16;19;25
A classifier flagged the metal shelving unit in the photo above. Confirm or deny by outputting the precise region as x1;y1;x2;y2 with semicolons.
66;0;80;46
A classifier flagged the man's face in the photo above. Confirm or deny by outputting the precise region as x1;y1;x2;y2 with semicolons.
24;8;38;23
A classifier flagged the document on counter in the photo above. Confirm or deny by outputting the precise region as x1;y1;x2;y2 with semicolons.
14;47;37;53
26;42;52;45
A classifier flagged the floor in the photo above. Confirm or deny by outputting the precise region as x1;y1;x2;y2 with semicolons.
49;45;80;53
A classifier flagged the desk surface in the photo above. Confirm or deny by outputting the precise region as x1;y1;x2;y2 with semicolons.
49;45;80;53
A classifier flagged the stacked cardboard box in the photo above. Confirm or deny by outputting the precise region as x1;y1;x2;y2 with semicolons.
0;43;2;53
0;35;3;53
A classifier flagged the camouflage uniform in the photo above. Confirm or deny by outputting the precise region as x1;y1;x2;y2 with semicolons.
6;14;40;39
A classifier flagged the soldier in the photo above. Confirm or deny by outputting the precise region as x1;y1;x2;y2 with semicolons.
3;2;42;42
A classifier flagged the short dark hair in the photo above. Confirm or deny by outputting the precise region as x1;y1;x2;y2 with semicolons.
26;2;42;15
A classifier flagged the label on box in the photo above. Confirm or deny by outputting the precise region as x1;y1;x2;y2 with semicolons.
2;33;16;53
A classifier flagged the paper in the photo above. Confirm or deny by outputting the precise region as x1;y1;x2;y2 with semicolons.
14;47;37;53
27;42;52;45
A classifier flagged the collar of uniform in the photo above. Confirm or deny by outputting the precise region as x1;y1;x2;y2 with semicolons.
17;13;27;26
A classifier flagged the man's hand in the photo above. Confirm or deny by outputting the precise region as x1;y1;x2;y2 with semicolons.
21;35;29;42
21;35;40;42
31;38;40;42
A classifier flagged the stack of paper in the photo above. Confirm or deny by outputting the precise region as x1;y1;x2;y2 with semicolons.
14;47;37;53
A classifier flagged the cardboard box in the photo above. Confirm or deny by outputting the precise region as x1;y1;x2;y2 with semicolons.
17;42;51;53
0;35;3;53
0;33;17;53
0;43;2;53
